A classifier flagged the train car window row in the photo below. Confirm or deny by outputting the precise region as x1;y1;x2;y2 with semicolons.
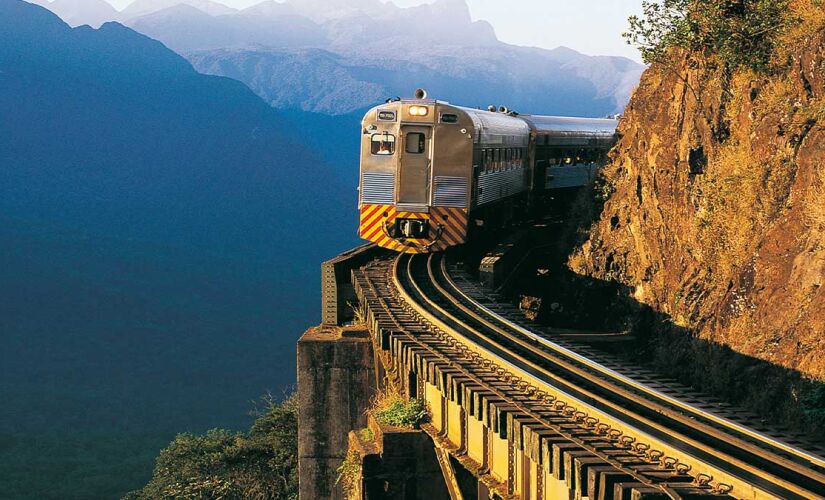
480;147;525;173
536;147;607;166
371;133;396;156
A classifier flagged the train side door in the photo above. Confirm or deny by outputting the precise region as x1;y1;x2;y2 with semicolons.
397;125;431;207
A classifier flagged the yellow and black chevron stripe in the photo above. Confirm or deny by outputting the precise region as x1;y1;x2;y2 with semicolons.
359;204;469;253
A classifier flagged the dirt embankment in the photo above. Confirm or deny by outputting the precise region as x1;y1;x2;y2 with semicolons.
564;6;825;435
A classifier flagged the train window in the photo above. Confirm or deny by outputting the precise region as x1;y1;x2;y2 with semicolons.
370;133;396;155
441;113;459;124
494;149;501;171
405;132;426;154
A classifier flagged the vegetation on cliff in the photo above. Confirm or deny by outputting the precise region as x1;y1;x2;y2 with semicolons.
625;0;791;71
125;395;298;499
567;0;825;438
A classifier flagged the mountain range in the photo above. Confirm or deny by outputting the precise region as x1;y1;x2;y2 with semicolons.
30;0;645;116
0;0;356;497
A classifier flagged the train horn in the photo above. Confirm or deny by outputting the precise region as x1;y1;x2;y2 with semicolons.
499;106;509;114
414;88;428;99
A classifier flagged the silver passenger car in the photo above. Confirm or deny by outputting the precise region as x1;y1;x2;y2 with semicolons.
358;90;618;254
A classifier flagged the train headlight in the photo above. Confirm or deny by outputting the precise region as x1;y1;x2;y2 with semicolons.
409;105;429;117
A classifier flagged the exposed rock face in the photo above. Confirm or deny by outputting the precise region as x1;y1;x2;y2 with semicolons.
571;12;825;393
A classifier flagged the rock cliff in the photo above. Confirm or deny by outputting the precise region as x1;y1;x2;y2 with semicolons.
570;2;825;431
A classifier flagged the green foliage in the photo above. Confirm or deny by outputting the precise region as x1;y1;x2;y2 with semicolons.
625;0;693;64
373;398;428;428
125;395;298;500
624;0;791;71
801;384;825;429
357;427;374;443
334;450;361;496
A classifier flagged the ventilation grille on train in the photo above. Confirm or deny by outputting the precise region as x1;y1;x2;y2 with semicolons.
476;169;526;206
433;176;468;208
361;172;395;205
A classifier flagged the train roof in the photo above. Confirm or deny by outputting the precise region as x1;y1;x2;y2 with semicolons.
520;115;619;138
363;97;618;143
457;106;531;133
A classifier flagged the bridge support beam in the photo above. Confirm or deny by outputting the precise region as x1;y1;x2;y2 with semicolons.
345;414;452;500
297;325;378;500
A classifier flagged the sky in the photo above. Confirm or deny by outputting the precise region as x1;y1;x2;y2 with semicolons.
104;0;645;62
404;0;645;62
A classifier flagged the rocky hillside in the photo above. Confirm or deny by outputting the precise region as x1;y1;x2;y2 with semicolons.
569;1;825;430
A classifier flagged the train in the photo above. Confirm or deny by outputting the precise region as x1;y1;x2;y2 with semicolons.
358;89;618;253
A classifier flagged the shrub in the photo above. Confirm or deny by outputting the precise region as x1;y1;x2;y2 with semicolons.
334;450;361;497
125;394;298;500
801;384;825;430
371;389;428;428
624;0;792;72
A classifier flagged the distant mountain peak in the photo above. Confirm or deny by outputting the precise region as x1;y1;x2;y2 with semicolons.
136;2;216;20
282;0;385;22
417;0;472;22
23;0;118;27
121;0;238;18
239;0;297;17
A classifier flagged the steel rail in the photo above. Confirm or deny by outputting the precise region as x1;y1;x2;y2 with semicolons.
391;253;680;498
409;252;824;499
440;254;825;473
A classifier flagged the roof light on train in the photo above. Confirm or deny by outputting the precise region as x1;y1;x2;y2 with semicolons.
409;105;429;117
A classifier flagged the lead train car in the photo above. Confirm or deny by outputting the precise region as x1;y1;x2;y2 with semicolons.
358;91;618;253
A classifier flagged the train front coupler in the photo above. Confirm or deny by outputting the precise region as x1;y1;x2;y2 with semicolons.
382;219;444;252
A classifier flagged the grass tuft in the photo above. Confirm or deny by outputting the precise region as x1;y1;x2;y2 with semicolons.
370;388;428;428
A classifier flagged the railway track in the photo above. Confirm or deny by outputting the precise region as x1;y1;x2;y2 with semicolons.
352;250;825;499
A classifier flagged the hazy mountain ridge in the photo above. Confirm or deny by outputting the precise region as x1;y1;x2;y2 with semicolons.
121;0;237;18
127;2;327;52
27;0;117;27
137;0;641;115
30;0;644;116
0;1;357;497
187;45;636;116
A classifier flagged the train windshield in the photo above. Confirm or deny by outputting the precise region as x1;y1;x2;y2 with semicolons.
371;133;396;155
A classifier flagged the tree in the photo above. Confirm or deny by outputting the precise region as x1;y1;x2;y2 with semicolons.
125;395;298;500
624;0;791;72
